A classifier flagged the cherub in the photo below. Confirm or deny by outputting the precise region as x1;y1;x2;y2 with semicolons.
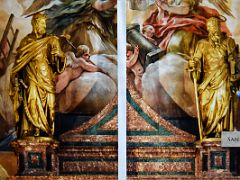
126;44;144;93
56;45;103;93
142;25;157;45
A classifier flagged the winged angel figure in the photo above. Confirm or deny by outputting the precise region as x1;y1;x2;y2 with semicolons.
22;0;117;55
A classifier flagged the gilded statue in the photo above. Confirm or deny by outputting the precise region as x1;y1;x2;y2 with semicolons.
10;13;66;139
189;17;237;140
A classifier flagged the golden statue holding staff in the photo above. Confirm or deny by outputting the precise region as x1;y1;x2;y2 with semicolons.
10;13;66;139
189;17;237;140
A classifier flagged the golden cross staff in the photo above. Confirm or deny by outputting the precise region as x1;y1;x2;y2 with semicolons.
191;68;203;143
177;52;203;142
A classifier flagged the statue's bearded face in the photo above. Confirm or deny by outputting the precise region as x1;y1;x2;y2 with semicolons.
209;29;222;43
36;19;46;35
33;18;46;36
207;19;222;44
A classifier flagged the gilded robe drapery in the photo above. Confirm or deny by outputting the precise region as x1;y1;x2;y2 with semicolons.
193;37;235;137
10;35;66;138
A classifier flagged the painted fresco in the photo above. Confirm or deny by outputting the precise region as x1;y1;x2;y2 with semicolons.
126;0;240;136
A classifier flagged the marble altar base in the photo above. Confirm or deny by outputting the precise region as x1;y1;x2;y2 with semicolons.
196;139;233;178
11;139;59;176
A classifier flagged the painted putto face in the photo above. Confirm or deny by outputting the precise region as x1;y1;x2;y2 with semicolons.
126;50;134;60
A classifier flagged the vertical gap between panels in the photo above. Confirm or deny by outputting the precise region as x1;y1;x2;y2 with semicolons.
118;0;127;179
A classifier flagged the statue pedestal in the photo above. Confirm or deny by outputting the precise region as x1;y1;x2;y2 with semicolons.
196;139;232;177
11;138;59;176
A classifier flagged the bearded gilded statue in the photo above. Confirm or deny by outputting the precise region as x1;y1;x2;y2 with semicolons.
10;13;66;139
189;17;238;139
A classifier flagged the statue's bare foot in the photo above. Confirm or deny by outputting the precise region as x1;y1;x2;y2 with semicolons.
34;128;40;137
22;130;28;138
215;133;220;138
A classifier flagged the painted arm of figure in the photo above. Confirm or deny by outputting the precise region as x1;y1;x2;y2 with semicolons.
156;0;192;15
65;52;98;71
126;46;139;68
78;58;101;72
92;0;117;11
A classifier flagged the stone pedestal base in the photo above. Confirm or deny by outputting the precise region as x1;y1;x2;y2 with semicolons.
58;146;117;175
230;148;240;176
127;146;196;177
196;139;232;177
11;138;59;176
